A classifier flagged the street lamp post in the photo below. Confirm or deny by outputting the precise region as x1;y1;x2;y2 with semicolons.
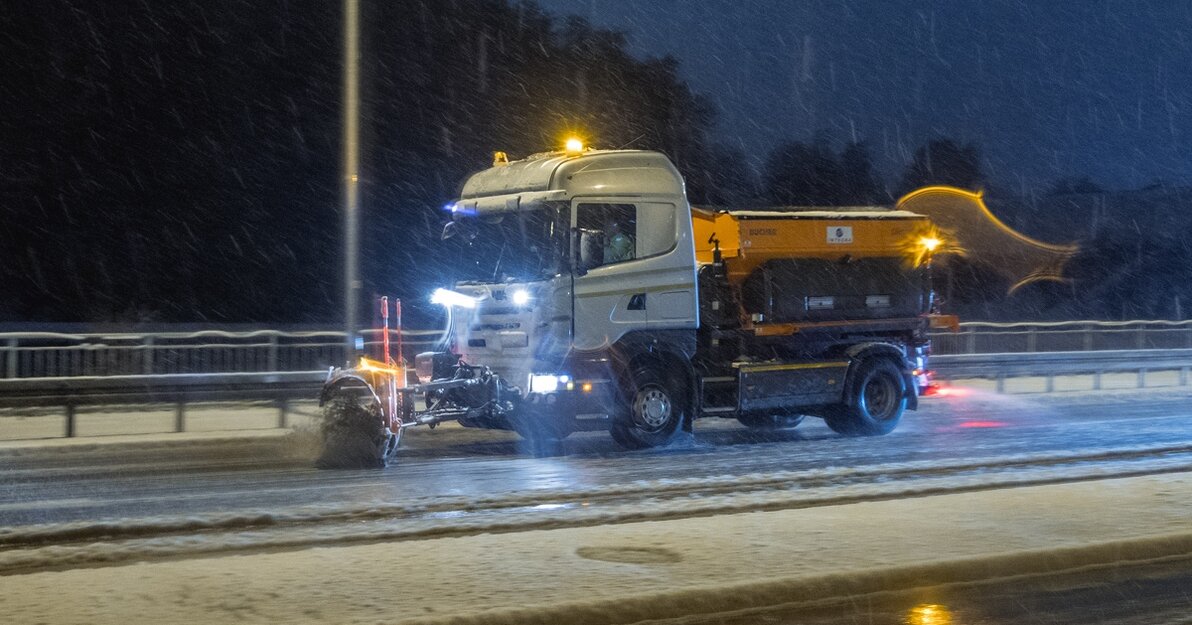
342;0;360;361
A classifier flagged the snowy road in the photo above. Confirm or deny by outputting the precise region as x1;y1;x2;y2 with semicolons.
3;387;1191;531
4;386;1192;623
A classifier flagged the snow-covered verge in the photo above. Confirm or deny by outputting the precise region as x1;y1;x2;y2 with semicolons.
2;472;1191;625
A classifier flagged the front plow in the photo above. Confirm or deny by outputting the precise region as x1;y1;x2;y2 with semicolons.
316;357;515;468
315;296;518;468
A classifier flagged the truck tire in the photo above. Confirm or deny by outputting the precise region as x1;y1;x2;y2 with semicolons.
316;387;394;469
825;358;906;437
609;365;685;449
736;413;805;430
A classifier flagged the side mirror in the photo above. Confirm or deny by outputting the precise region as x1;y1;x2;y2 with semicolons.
575;228;605;275
441;220;477;242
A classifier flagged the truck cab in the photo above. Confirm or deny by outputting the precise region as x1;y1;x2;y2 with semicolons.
432;149;700;445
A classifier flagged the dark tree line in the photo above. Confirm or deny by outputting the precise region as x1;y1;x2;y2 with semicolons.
758;137;986;207
1;1;720;323
762;138;884;206
2;0;1182;324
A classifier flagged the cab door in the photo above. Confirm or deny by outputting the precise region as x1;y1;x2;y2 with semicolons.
570;198;697;353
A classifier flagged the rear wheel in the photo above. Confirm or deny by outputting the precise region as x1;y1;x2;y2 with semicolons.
736;412;805;430
316;386;393;469
609;365;685;450
824;358;906;437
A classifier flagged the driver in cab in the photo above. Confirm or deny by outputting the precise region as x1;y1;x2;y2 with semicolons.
603;220;635;263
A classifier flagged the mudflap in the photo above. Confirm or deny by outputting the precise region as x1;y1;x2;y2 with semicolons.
509;400;572;458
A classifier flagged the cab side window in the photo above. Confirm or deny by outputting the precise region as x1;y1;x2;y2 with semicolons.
577;203;637;267
575;202;675;269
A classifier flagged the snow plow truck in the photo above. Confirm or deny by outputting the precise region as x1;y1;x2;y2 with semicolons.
317;144;949;467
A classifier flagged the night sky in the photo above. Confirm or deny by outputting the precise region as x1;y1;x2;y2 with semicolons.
540;0;1192;192
4;0;1191;323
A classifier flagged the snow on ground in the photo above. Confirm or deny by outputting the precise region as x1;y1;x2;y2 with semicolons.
5;439;1189;546
4;451;1191;576
2;472;1191;625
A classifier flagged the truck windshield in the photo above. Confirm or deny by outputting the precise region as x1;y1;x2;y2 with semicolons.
449;205;567;284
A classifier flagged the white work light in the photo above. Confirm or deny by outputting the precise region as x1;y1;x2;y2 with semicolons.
430;288;478;309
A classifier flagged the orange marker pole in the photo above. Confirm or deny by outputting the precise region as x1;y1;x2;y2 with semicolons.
380;296;391;365
394;298;403;368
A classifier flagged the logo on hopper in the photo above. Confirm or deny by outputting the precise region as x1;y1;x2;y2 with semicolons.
827;226;853;244
748;228;777;236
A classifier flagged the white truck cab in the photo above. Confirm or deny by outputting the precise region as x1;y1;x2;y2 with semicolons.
434;148;704;445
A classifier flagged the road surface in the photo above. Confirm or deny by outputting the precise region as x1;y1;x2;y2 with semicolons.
3;386;1192;624
3;387;1190;529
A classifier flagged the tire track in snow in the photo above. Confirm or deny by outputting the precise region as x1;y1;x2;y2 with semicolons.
3;444;1192;575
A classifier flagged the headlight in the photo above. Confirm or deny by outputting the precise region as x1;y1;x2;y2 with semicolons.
431;288;478;309
528;373;569;393
511;288;531;306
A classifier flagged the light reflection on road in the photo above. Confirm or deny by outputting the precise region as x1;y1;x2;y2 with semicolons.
905;603;954;625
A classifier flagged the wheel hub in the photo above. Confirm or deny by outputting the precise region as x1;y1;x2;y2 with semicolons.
864;376;897;419
634;387;672;429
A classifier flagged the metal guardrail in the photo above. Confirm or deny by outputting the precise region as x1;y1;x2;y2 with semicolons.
0;325;444;439
932;349;1192;392
4;320;1190;380
3;320;1192;439
0;328;444;380
0;371;326;438
2;349;1190;439
928;320;1192;355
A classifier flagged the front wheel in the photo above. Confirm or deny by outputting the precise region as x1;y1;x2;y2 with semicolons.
609;365;686;450
824;358;907;437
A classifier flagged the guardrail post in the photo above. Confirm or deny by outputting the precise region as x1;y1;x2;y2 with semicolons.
1093;370;1102;390
143;336;155;375
1083;325;1094;351
1027;328;1037;352
268;335;280;372
995;373;1005;393
1136;327;1146;349
1045;374;1054;393
175;402;186;433
1181;367;1190;386
5;338;16;378
1137;368;1146;389
65;404;76;437
966;327;976;354
277;398;289;429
